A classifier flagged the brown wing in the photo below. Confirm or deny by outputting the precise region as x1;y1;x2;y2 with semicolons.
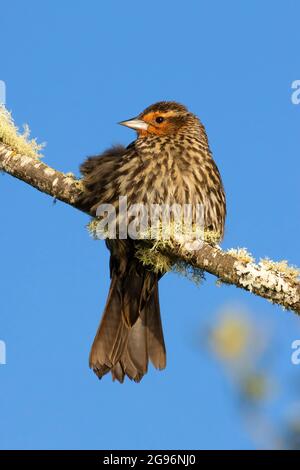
79;145;126;214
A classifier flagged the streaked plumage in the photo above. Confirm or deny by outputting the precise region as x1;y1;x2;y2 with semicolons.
80;101;226;382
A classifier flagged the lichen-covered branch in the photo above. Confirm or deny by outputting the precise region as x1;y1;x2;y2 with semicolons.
0;142;84;210
1;142;300;316
161;243;300;314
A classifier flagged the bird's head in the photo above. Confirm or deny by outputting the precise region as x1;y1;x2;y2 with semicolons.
119;101;194;138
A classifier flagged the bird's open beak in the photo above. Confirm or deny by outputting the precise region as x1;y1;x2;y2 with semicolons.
118;118;149;131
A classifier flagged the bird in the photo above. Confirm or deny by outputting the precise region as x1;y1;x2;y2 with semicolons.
79;101;226;383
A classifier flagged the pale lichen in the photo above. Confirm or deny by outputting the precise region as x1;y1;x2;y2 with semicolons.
87;218;100;237
234;259;300;310
0;105;44;159
259;258;300;283
87;218;208;282
135;243;173;274
44;167;55;176
227;247;255;264
223;247;300;310
52;177;59;187
135;240;205;282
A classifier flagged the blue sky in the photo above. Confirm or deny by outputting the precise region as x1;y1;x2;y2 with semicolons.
0;0;300;450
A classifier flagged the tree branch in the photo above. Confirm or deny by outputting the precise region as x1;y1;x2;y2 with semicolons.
0;142;84;209
1;141;300;315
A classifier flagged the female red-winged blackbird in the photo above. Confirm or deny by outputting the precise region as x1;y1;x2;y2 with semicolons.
80;101;226;382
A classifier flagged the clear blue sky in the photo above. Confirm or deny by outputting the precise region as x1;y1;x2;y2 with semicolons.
1;0;300;450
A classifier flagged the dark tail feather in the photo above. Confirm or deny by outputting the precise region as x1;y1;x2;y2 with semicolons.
146;285;166;370
89;271;166;383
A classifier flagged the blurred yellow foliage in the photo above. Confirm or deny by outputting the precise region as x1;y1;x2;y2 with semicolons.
210;312;250;360
241;373;268;400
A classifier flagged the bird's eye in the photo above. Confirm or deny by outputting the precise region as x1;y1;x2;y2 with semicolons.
155;116;164;124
